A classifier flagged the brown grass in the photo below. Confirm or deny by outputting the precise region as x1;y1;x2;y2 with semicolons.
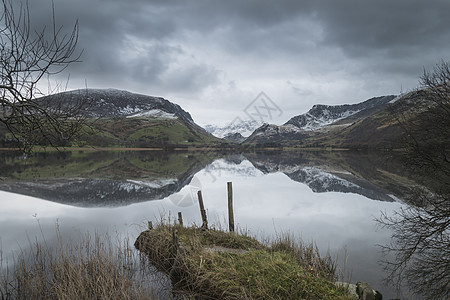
0;230;158;300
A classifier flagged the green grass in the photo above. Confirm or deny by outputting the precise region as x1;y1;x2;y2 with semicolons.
0;150;224;182
193;250;348;299
135;223;353;299
128;122;188;142
10;153;118;180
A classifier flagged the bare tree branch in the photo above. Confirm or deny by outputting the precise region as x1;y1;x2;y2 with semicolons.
0;0;88;152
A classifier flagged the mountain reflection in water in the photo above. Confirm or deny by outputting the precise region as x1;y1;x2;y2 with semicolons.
0;150;415;207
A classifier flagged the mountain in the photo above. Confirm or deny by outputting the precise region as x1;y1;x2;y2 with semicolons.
245;95;397;147
4;89;223;148
312;90;431;149
223;132;246;143
204;119;261;138
284;95;396;130
44;89;195;122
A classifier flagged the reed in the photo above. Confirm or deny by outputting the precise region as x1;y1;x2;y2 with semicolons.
0;229;158;300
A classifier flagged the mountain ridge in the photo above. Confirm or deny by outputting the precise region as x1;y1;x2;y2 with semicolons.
244;95;399;147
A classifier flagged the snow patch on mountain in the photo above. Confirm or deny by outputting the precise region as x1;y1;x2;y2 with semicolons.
126;109;177;119
300;109;359;131
204;119;261;138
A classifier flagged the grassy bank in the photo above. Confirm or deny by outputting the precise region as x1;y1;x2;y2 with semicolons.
135;222;354;299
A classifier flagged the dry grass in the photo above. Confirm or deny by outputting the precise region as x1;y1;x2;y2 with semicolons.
0;230;158;300
135;222;353;300
1;220;354;299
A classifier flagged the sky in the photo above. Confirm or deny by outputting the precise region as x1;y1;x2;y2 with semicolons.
21;0;450;126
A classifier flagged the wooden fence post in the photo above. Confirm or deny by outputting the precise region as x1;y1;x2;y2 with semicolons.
178;212;183;227
227;182;234;232
197;190;208;229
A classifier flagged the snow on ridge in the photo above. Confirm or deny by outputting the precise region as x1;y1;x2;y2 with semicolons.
127;178;178;189
389;94;403;104
126;109;178;119
301;166;359;189
301;109;359;131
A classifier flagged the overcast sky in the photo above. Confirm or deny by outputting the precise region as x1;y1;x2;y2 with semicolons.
24;0;450;126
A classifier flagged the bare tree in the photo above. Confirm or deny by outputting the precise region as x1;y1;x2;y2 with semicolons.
0;0;88;152
378;191;450;299
379;61;450;299
392;61;450;194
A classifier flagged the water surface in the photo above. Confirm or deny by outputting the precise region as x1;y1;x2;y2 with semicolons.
0;150;416;298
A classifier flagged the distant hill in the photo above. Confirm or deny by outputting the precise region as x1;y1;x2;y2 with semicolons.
223;132;246;143
0;89;224;148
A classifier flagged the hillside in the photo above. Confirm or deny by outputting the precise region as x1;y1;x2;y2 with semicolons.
314;90;438;149
0;89;224;149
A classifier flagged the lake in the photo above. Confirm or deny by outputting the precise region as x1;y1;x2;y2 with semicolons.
0;150;421;298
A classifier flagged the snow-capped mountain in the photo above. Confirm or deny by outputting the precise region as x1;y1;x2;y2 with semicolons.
32;88;221;147
204;119;261;138
245;95;396;144
284;95;396;130
40;88;195;123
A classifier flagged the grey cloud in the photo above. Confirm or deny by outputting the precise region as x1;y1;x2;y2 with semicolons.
286;81;313;97
10;0;450;123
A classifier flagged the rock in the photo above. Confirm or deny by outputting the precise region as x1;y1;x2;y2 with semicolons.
356;282;382;300
335;281;383;300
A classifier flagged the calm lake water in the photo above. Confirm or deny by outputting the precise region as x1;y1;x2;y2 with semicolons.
0;150;419;298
